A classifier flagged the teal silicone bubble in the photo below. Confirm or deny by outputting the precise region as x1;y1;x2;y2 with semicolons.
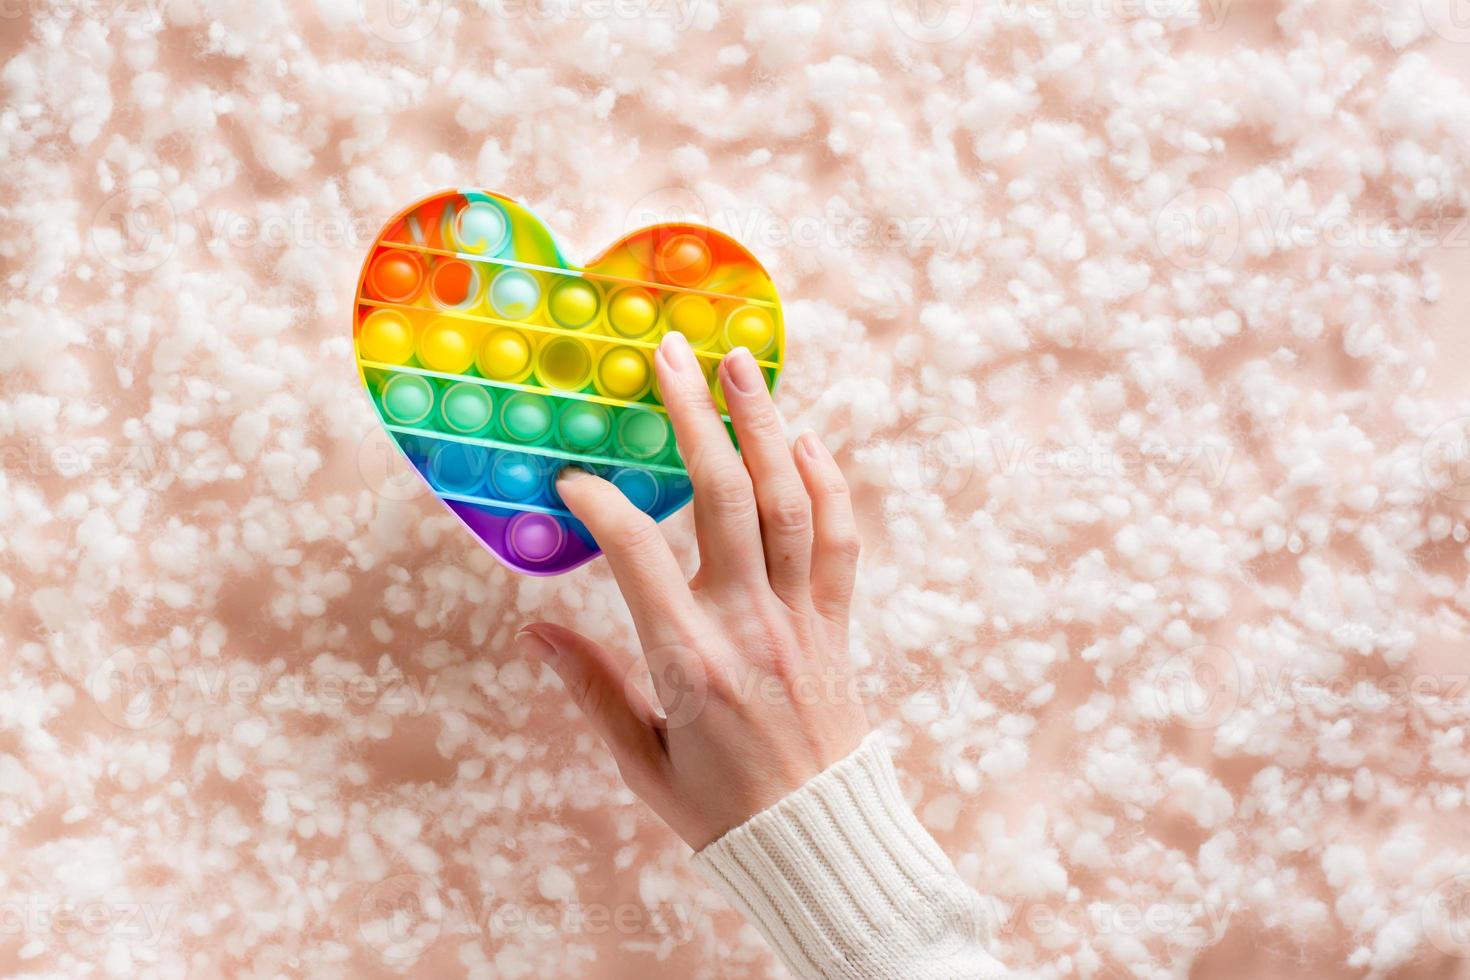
500;391;554;444
616;408;671;460
557;401;612;454
381;374;435;426
440;381;494;434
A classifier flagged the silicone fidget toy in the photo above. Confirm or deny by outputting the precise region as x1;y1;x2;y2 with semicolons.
353;189;785;575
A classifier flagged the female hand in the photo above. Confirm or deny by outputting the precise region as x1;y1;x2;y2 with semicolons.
515;331;870;850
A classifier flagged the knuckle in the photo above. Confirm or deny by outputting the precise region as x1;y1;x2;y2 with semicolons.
764;489;812;537
828;526;862;563
818;473;853;504
674;370;715;406
611;513;663;555
701;462;756;517
743;405;784;439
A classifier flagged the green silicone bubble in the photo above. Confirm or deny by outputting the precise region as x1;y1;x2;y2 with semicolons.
440;382;493;433
381;374;435;426
558;402;611;453
500;392;553;443
617;409;671;460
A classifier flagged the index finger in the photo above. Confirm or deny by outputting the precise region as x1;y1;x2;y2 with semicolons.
556;467;698;648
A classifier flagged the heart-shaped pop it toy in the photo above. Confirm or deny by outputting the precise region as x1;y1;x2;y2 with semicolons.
353;189;784;575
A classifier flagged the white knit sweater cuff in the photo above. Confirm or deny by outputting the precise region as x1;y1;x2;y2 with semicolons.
691;731;1009;979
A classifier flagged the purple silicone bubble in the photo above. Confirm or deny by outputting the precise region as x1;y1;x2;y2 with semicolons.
506;512;565;564
447;502;592;575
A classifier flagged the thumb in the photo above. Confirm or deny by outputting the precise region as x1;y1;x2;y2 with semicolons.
517;623;667;788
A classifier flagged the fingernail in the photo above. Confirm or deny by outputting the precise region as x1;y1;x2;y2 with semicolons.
659;329;699;373
556;465;589;486
795;430;824;460
723;347;763;394
515;628;558;663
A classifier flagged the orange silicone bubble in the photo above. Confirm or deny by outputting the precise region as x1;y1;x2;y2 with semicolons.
430;260;476;307
655;233;713;287
367;249;423;303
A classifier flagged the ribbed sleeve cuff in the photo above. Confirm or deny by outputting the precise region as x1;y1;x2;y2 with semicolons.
691;731;1009;979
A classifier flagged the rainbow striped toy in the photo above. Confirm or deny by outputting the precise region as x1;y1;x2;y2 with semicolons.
353;189;784;575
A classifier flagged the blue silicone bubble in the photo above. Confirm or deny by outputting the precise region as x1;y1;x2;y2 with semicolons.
428;441;488;495
611;468;661;514
490;452;545;503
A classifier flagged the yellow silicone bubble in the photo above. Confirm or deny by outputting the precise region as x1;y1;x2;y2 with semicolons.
548;278;601;329
596;346;652;401
418;317;477;374
723;305;776;357
607;287;659;338
665;294;718;347
358;309;415;364
537;337;594;391
477;327;534;382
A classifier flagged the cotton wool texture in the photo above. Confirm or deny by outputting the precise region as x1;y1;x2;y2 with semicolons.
3;1;1470;978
